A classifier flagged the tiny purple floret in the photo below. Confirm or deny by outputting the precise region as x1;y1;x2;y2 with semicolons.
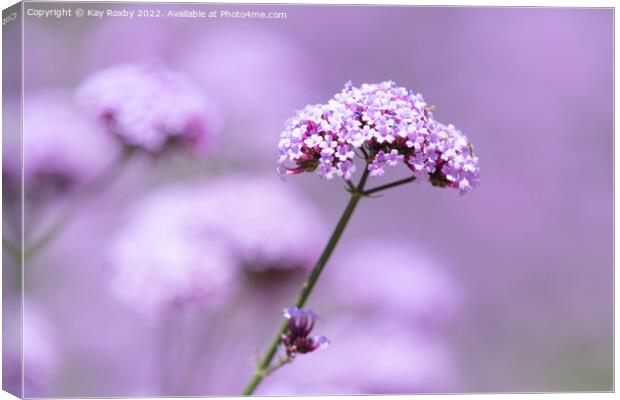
281;307;330;357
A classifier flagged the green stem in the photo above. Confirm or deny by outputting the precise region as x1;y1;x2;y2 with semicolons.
25;149;134;262
263;357;293;376
2;237;22;290
363;176;416;196
242;167;370;395
2;237;20;263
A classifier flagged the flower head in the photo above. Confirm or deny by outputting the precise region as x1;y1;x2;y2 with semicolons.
277;81;480;194
108;175;326;318
76;64;216;155
108;185;237;319
4;91;117;200
199;175;327;272
326;241;461;329
281;307;329;358
5;299;58;396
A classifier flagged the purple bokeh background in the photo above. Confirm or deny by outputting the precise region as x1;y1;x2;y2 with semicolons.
3;3;612;396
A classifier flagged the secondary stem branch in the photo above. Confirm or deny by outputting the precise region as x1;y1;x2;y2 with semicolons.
363;176;416;196
25;149;134;261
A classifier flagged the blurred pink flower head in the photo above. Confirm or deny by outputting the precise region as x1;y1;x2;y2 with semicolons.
75;64;217;156
23;302;58;394
108;185;237;319
5;91;117;199
282;307;330;358
108;174;326;318
199;175;327;272
5;300;59;396
326;242;462;329
278;81;480;194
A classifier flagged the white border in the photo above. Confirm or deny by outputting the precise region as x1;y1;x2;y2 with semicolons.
0;1;615;400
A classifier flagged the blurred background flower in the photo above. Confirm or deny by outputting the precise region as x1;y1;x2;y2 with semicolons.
4;91;117;202
197;175;327;272
322;241;462;331
258;317;459;395
76;64;218;156
3;90;119;247
4;299;59;398
5;4;612;397
107;173;327;319
255;240;462;395
108;184;237;319
103;175;327;394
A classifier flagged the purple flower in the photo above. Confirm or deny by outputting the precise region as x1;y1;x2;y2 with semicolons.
23;301;58;395
108;175;327;316
320;135;339;157
108;185;238;319
428;123;481;194
335;144;355;161
4;91;117;199
75;64;217;155
198;175;327;272
317;162;337;180
368;159;386;177
277;81;480;194
337;160;356;181
384;149;404;167
304;133;323;148
325;241;462;329
375;125;396;144
281;307;330;358
5;299;59;397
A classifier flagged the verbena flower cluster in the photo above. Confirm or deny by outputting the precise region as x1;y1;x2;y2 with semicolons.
277;81;480;194
281;307;329;358
76;64;216;155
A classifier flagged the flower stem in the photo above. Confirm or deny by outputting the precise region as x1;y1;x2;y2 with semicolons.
242;167;370;395
24;148;134;262
2;237;20;264
263;356;293;376
363;176;416;196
